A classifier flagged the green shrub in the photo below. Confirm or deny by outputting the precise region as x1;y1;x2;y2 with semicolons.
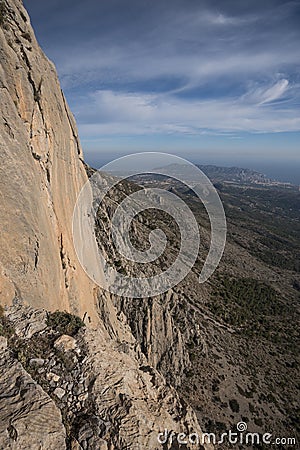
47;311;85;336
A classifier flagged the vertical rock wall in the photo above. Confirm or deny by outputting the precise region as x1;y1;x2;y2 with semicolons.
0;0;98;321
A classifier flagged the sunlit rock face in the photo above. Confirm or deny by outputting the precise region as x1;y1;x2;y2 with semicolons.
0;0;99;321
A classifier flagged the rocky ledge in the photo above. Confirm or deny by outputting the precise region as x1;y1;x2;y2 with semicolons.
0;302;212;450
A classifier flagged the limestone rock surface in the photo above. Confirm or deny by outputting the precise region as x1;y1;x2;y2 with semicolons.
0;0;98;321
0;337;66;449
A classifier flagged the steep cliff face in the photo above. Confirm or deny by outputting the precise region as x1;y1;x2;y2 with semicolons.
0;0;98;320
0;0;192;393
0;2;213;449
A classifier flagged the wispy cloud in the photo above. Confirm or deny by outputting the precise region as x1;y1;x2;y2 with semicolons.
74;81;300;139
259;79;289;104
25;0;300;151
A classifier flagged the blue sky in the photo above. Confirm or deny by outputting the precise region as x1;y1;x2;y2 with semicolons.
23;0;300;178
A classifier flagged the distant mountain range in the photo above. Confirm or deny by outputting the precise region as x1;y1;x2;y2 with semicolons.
148;163;276;186
196;164;274;184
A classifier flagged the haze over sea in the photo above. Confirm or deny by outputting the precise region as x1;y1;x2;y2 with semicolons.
86;153;300;186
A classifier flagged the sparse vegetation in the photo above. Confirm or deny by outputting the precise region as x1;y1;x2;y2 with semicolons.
10;333;54;371
0;304;14;338
208;276;282;327
46;311;85;336
249;241;300;272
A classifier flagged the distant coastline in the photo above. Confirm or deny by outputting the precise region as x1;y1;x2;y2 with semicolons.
86;154;300;186
242;161;300;186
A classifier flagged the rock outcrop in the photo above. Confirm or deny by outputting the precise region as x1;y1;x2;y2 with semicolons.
0;334;66;449
1;304;212;450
